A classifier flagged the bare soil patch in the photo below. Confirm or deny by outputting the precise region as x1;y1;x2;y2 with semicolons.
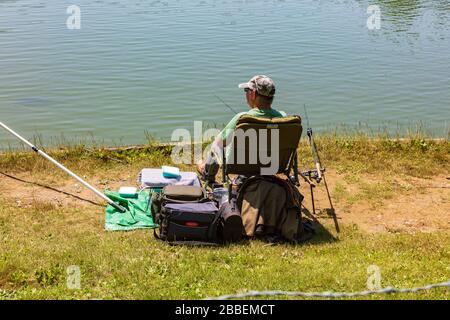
1;169;448;234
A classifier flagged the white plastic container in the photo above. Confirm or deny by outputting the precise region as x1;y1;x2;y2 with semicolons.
118;186;138;198
162;166;180;179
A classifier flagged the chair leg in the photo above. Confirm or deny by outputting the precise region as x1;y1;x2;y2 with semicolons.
310;183;316;215
222;147;226;185
293;153;300;186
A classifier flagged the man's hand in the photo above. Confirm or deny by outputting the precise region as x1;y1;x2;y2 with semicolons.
196;160;206;175
197;135;224;176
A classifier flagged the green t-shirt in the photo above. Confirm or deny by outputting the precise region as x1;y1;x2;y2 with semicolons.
220;107;286;141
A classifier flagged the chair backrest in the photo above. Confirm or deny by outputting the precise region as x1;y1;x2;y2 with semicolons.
224;114;302;176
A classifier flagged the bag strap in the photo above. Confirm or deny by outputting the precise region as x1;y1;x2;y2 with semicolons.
166;240;219;247
162;197;210;204
153;230;219;246
207;208;223;241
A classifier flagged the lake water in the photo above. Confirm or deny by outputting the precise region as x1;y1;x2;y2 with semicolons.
0;0;449;148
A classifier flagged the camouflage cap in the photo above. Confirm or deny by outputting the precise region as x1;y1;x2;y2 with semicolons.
238;75;276;97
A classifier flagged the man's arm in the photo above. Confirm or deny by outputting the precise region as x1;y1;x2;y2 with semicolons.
197;112;246;174
218;112;247;146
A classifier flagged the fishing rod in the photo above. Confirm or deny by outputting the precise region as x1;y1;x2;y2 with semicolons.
302;105;339;233
214;94;239;115
303;104;323;182
0;122;127;213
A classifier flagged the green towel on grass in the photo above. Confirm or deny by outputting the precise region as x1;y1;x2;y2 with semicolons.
104;190;158;231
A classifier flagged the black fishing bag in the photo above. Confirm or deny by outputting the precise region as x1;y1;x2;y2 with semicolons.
152;185;221;244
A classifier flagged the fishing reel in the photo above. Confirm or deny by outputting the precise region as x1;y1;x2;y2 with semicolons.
301;168;326;184
289;168;325;189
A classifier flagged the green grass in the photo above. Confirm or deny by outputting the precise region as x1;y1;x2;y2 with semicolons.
306;135;449;178
333;179;398;207
1;133;449;177
0;196;449;300
0;135;449;300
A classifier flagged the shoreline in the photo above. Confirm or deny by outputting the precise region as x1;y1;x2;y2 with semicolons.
0;136;448;155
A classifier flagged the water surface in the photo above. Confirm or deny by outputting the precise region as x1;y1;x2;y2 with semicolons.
0;0;449;147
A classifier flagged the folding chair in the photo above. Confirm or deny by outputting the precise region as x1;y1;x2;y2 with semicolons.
220;114;303;201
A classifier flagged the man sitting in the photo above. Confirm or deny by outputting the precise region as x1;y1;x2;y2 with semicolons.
197;75;311;243
197;75;286;180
